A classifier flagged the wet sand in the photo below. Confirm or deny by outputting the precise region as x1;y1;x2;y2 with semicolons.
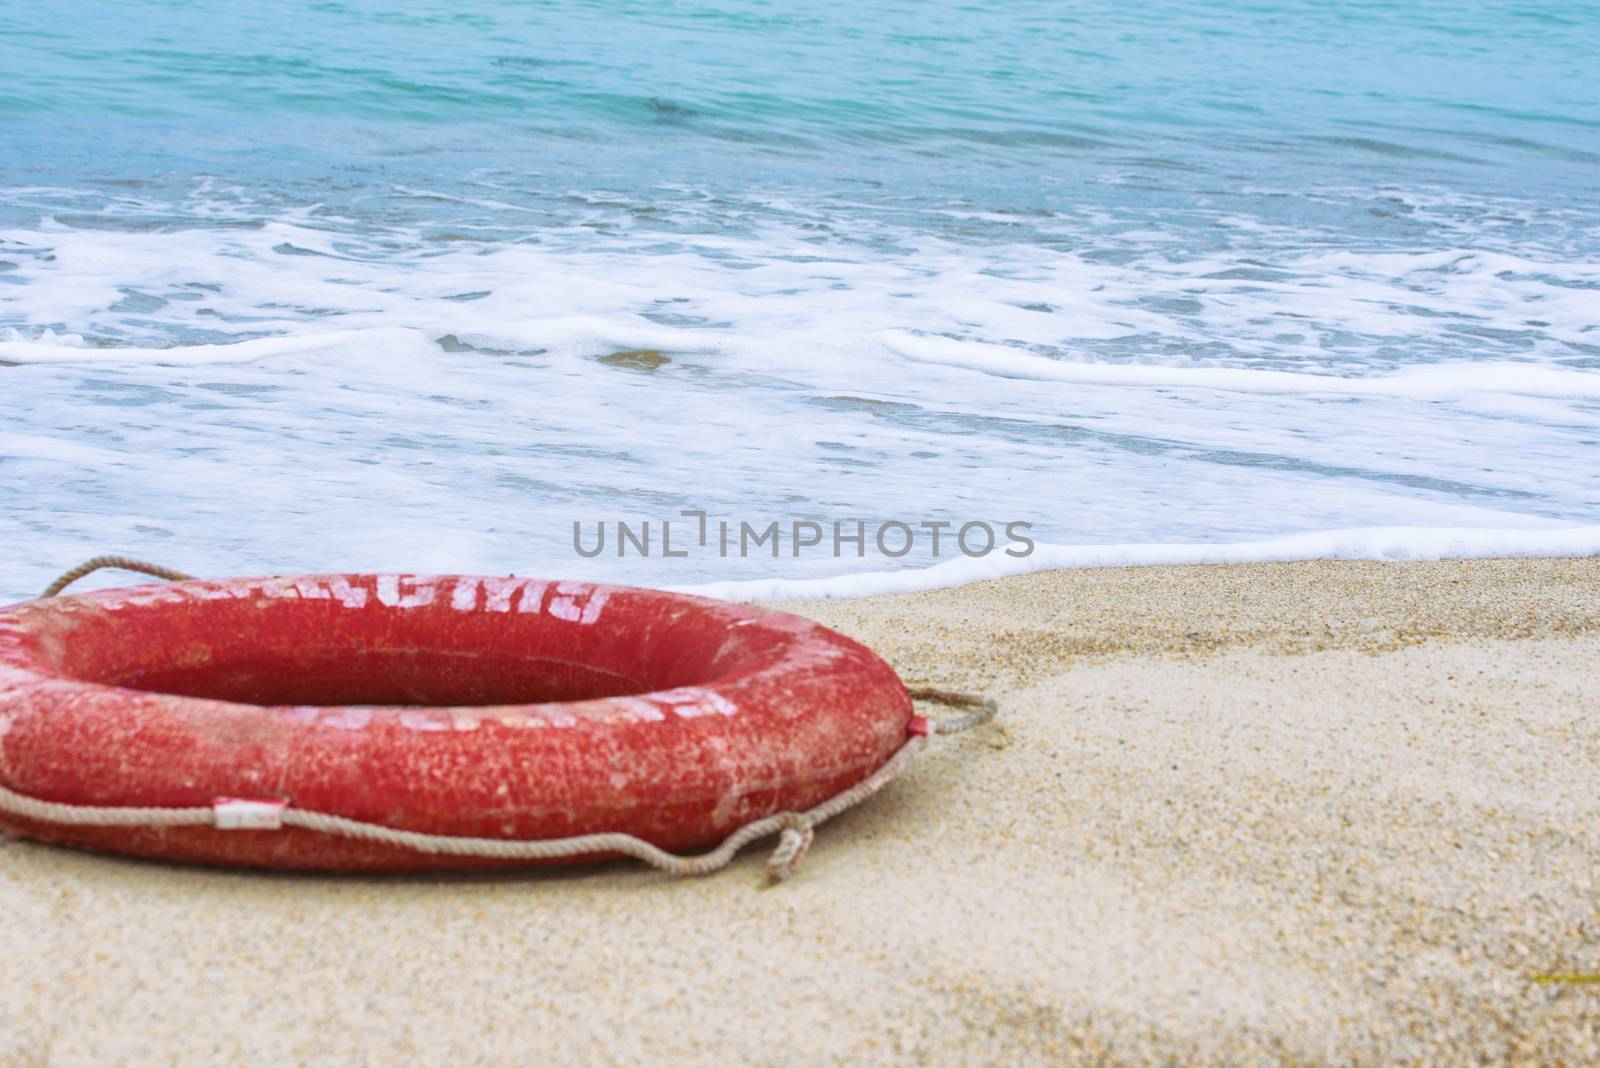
2;557;1598;1065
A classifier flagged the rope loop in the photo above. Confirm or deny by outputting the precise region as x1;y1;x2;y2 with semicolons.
906;686;999;734
41;555;195;599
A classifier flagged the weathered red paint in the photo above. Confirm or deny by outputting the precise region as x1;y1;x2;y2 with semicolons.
0;574;912;871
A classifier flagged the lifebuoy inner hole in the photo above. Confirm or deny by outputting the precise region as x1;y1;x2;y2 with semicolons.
19;588;758;707
110;648;650;706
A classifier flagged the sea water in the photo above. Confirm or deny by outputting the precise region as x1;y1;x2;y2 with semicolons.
2;0;1598;601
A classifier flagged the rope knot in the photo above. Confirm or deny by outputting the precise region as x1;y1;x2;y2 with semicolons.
765;812;815;882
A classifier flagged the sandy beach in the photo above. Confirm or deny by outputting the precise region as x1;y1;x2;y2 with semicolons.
2;555;1597;1066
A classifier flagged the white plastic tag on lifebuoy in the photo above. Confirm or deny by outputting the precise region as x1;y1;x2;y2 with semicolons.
212;797;288;830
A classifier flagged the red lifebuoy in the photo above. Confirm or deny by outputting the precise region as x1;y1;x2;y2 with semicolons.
0;574;913;871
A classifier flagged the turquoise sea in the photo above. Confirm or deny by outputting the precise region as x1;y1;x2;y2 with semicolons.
3;1;1598;599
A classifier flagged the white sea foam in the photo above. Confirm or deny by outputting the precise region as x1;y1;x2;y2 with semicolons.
0;327;436;366
0;326;87;349
881;332;1600;400
2;183;1597;603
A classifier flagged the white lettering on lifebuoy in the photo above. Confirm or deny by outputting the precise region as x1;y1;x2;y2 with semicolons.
547;583;608;624
617;698;666;723
317;706;372;731
452;577;546;614
185;583;251;601
294;577;370;608
121;587;188;607
516;582;550;614
656;688;739;719
376;575;438;609
497;579;540;612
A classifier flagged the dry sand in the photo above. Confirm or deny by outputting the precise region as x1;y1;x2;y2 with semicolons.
2;557;1598;1066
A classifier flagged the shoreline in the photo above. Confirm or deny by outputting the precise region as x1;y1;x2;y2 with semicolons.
3;556;1598;1064
10;526;1600;609
682;526;1600;601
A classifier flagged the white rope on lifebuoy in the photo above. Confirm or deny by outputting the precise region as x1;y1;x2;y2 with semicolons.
0;692;994;882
